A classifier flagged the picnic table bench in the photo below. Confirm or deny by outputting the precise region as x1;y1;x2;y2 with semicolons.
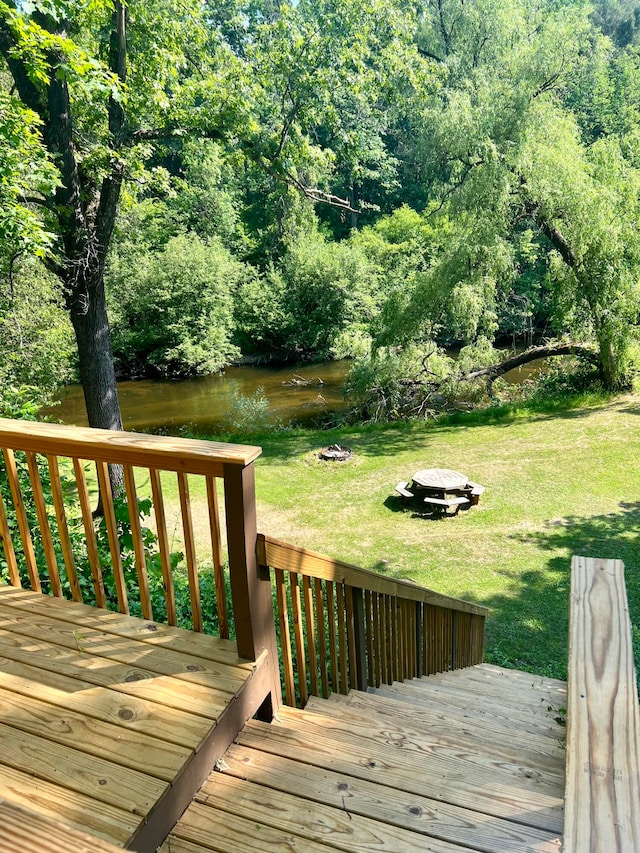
422;494;470;515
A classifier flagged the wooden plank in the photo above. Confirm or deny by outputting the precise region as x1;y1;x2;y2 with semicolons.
0;649;212;749
46;455;82;602
178;472;203;632
149;467;177;625
0;605;248;702
238;716;564;833
25;452;63;597
258;534;488;616
372;592;381;687
325;580;339;694
276;703;565;795
0;683;191;781
564;556;640;852
170;800;337;853
219;743;562;853
206;475;228;639
303;575;319;697
314;694;565;773
198;773;470;853
72;458;106;608
0;583;252;667
315;577;330;699
274;568;295;707
290;573;307;706
0;764;137;846
336;582;348;694
0;417;261;474
0;798;126;853
2;448;40;591
327;690;567;763
365;589;375;687
0;720;167;815
127;647;273;853
123;463;152;620
95;460;128;613
345;584;358;690
0;487;20;587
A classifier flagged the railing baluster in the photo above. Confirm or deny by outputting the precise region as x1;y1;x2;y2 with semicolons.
72;459;106;608
206;475;228;639
415;601;424;678
25;452;62;598
123;464;152;620
303;575;319;697
2;448;40;592
365;589;374;688
384;594;392;683
373;592;382;686
290;573;308;706
0;486;20;587
47;455;82;603
149;469;176;626
325;580;339;694
275;568;295;707
177;472;202;633
96;460;128;614
336;582;348;694
345;585;358;690
314;578;329;699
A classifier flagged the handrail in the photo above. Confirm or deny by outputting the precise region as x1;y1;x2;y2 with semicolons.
258;534;487;707
564;556;640;851
0;418;281;710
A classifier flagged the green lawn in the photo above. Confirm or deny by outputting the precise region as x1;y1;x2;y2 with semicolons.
242;392;640;681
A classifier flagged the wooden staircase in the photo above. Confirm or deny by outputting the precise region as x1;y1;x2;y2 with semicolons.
162;664;566;853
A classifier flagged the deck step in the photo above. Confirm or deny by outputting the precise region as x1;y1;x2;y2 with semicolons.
167;666;566;853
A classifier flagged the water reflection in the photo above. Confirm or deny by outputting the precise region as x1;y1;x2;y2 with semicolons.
44;354;552;436
44;360;351;435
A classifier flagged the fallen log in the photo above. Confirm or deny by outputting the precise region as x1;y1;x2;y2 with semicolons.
459;342;598;385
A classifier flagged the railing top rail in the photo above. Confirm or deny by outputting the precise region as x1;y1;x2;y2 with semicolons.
258;534;489;617
564;556;640;852
0;418;261;475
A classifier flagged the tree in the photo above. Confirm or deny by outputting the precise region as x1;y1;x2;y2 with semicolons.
0;0;428;436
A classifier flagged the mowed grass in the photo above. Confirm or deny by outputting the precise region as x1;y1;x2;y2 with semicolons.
235;392;640;681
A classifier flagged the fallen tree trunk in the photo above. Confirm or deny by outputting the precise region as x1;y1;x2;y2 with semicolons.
459;342;598;385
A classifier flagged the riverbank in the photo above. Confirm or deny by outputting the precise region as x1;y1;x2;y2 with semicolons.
193;390;638;680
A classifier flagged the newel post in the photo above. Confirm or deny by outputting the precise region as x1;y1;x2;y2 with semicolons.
223;461;282;716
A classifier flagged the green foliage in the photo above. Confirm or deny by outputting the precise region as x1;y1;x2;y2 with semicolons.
109;232;243;377
0;90;58;258
235;228;378;359
0;259;75;392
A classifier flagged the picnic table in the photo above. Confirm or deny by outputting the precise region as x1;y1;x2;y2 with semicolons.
395;467;485;516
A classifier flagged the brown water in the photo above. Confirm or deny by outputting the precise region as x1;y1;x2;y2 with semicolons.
45;360;351;435
44;354;550;436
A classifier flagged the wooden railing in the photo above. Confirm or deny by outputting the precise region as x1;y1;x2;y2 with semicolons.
564;556;640;851
0;418;281;708
258;534;488;707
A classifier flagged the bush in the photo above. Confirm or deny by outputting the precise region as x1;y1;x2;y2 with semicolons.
109;232;245;377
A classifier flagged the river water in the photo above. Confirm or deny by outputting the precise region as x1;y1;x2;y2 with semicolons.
44;354;548;436
44;360;351;435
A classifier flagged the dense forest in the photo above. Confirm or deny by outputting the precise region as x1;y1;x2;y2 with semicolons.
2;0;640;426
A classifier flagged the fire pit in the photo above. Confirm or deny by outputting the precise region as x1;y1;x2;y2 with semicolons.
319;444;352;462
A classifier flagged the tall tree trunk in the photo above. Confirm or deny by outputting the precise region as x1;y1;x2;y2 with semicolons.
69;277;123;433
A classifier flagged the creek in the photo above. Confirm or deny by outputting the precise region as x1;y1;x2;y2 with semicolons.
45;355;548;436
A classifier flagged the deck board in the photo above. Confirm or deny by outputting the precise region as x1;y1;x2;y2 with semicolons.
168;666;565;853
0;582;257;849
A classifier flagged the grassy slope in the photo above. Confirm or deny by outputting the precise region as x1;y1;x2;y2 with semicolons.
247;393;640;680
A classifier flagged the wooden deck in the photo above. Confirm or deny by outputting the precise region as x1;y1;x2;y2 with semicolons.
163;663;566;852
0;583;269;852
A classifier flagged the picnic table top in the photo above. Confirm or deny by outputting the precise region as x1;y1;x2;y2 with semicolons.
411;468;468;491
